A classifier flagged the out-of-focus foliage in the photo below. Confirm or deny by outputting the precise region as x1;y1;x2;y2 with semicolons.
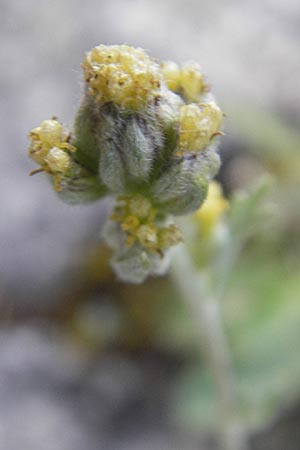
151;108;300;434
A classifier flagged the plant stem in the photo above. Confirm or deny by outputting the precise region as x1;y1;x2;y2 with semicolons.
170;243;248;450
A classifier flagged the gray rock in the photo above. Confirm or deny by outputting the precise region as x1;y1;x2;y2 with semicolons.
0;323;205;450
0;324;102;450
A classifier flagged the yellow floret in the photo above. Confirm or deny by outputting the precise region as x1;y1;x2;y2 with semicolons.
82;44;162;109
121;215;140;233
29;119;64;166
136;224;158;251
180;62;207;101
111;194;183;253
38;120;63;147
128;195;152;219
161;60;208;101
44;147;71;174
44;147;72;192
28;119;76;191
195;181;229;236
161;61;181;92
177;102;223;154
158;224;183;249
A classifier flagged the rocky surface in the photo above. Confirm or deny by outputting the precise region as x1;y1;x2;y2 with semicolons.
0;324;205;450
0;322;299;450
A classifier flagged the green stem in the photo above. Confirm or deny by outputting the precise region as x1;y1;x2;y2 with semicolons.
214;232;242;303
170;243;248;450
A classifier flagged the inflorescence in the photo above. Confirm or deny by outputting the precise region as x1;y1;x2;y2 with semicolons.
28;44;224;282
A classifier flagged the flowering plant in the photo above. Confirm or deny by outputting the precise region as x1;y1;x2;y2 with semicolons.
28;44;223;282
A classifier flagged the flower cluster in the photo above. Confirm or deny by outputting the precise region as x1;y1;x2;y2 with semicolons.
111;194;182;252
28;44;224;282
161;61;208;101
82;45;162;110
28;119;75;191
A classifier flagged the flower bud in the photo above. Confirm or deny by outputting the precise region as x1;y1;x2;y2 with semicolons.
136;224;158;251
109;194;182;253
178;102;223;154
128;195;152;219
161;60;207;102
103;216;175;283
150;148;220;215
161;61;181;92
158;224;183;249
28;118;107;200
44;147;71;174
180;62;207;101
28;119;64;167
37;119;63;147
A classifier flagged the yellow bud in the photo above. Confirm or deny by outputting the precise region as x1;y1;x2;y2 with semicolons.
180;62;207;101
136;224;158;251
44;147;71;174
28;138;48;167
110;194;185;255
128;195;152;219
161;61;181;92
121;215;140;232
28;119;67;167
38;120;63;147
158;224;183;249
178;102;223;154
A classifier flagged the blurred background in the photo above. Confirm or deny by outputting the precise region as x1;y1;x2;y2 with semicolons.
1;0;300;449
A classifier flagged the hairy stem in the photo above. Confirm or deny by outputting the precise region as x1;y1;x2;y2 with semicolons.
170;243;248;450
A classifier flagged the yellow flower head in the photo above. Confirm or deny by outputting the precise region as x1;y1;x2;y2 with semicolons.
180;62;207;102
177;102;223;155
111;194;182;253
28;119;63;166
161;61;208;101
82;45;162;110
160;61;181;92
28;119;76;191
158;224;183;249
136;224;158;251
